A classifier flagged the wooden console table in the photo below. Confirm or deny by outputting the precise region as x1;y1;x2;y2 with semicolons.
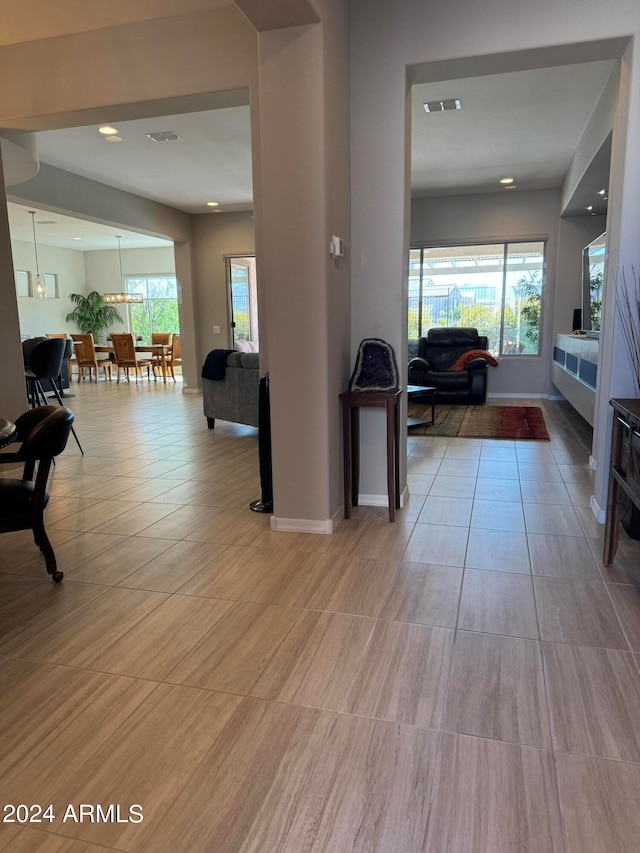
340;389;401;522
603;398;640;567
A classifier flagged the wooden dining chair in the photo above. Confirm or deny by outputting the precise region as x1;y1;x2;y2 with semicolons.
71;333;111;382
111;333;153;383
151;332;172;380
166;333;182;382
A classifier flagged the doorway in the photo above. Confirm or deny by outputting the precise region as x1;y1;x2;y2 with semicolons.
226;255;258;349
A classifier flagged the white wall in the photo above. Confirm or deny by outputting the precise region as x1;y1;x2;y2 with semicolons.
11;238;87;337
192;212;255;369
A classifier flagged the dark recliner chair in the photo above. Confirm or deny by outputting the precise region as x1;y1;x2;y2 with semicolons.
408;327;489;405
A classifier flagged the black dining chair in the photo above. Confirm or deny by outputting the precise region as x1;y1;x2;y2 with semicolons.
0;406;75;582
24;338;83;454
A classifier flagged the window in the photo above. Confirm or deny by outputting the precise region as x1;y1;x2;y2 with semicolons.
409;241;546;355
125;276;180;340
43;273;58;298
15;270;30;297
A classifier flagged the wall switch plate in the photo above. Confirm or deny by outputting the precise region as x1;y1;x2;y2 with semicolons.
213;325;221;334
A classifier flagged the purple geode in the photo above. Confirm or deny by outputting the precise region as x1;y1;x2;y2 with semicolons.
349;338;398;392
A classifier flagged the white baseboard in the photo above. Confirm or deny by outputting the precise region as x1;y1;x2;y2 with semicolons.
270;515;335;534
358;493;390;507
590;495;606;524
354;486;410;508
181;387;202;395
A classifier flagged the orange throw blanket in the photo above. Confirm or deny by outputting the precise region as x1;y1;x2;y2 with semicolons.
450;349;499;371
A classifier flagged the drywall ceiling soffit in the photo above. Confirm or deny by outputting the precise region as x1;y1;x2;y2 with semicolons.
233;0;319;31
411;60;615;198
562;135;612;217
6;201;173;251
0;89;250;134
0;0;233;47
408;37;630;86
1;132;39;186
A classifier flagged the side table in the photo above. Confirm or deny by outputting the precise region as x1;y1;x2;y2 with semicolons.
407;384;436;429
340;389;401;522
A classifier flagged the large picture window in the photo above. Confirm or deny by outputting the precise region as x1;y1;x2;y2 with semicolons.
409;241;546;355
125;276;180;341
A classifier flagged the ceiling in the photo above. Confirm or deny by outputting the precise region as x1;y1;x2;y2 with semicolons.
411;59;615;212
34;105;253;215
5;58;615;250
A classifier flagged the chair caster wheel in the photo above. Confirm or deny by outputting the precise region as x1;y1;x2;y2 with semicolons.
52;571;64;583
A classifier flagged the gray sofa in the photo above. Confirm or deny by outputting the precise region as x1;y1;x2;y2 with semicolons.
203;351;259;428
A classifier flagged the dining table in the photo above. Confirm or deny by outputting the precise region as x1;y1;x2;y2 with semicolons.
94;344;172;383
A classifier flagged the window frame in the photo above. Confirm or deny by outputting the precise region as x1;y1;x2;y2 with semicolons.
124;274;180;339
409;239;547;357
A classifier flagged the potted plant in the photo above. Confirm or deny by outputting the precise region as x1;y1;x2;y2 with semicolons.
66;291;124;343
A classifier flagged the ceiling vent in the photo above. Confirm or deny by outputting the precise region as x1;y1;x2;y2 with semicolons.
145;131;181;143
423;98;461;113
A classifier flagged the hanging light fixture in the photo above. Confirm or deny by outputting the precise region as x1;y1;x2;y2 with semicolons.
103;235;144;303
28;211;47;298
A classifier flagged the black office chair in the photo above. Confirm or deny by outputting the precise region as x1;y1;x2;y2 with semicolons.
25;338;83;454
0;406;75;582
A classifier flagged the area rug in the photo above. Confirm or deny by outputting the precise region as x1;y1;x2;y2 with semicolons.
408;403;550;440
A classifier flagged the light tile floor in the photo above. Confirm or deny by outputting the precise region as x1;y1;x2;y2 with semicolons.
1;382;640;852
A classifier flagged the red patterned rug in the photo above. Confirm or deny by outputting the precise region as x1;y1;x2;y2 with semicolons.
408;404;550;440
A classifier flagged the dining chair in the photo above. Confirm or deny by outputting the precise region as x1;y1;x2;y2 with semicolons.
25;338;83;454
166;333;182;382
46;333;75;383
0;405;75;582
151;332;172;380
71;333;112;382
111;333;153;383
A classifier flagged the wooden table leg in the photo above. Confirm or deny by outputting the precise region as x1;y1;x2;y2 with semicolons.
351;407;360;507
342;397;351;519
386;397;396;522
603;473;620;566
394;395;400;509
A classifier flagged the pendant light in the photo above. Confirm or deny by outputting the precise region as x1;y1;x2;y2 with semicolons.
28;211;47;298
103;235;143;303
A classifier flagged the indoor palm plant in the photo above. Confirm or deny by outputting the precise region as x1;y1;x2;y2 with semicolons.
66;291;124;342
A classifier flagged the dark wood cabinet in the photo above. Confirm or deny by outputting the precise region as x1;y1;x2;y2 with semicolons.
603;398;640;574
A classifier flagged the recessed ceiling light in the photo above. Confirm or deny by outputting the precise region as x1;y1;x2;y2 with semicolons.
500;177;514;185
73;236;83;241
105;135;122;142
504;185;517;190
98;125;118;135
586;205;593;211
206;201;219;207
598;189;607;195
146;131;181;143
423;98;461;113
